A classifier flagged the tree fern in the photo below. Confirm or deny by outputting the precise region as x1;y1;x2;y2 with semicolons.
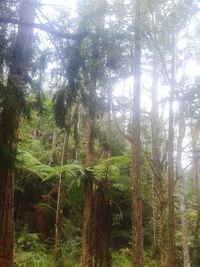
17;150;51;179
17;150;85;183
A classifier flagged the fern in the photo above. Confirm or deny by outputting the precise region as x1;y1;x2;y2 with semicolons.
17;150;51;179
92;155;131;188
44;162;85;181
17;150;85;184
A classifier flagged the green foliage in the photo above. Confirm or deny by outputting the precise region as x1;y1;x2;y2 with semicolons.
16;230;40;252
45;162;85;182
17;150;51;179
112;249;131;267
92;155;131;185
17;150;85;183
53;219;81;267
14;251;56;267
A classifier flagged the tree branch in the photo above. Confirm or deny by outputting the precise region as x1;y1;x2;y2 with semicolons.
0;17;86;40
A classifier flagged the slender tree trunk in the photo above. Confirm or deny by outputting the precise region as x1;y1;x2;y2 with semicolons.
0;1;36;266
176;101;190;267
151;52;167;267
191;129;200;266
167;27;176;267
55;128;68;248
49;128;56;166
151;51;160;251
131;1;144;266
73;105;80;160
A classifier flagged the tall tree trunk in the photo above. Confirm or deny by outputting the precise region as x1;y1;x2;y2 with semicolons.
93;87;112;267
55;128;69;248
167;26;176;267
191;128;200;266
82;76;96;267
0;1;36;266
176;101;190;267
131;0;144;266
151;51;160;250
151;52;167;267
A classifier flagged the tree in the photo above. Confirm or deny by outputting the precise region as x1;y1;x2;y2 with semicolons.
0;1;37;266
176;99;191;267
131;0;144;266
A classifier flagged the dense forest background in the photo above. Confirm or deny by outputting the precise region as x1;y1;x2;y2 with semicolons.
0;0;200;266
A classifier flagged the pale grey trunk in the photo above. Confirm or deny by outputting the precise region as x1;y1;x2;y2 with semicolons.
167;9;176;265
176;101;190;267
55;129;67;248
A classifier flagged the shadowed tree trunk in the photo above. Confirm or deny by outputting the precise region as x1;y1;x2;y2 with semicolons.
131;0;144;266
93;87;112;267
94;179;112;267
0;1;36;266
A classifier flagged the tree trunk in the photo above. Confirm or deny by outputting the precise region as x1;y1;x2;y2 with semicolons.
151;51;167;267
49;128;56;166
131;0;144;266
176;101;190;267
94;180;111;267
0;1;36;266
191;129;200;266
55;128;68;248
82;169;93;267
0;171;14;267
82;76;96;267
167;27;176;267
93;87;112;267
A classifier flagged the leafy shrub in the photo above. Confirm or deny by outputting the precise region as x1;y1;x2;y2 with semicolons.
112;248;131;267
14;251;56;267
53;219;81;267
16;232;40;251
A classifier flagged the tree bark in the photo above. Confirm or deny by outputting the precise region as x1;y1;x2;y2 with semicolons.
176;101;190;267
82;73;97;267
167;26;176;267
94;180;111;267
0;171;14;267
191;128;200;266
0;1;36;266
49;128;56;166
55;128;68;248
151;51;167;267
131;0;144;266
